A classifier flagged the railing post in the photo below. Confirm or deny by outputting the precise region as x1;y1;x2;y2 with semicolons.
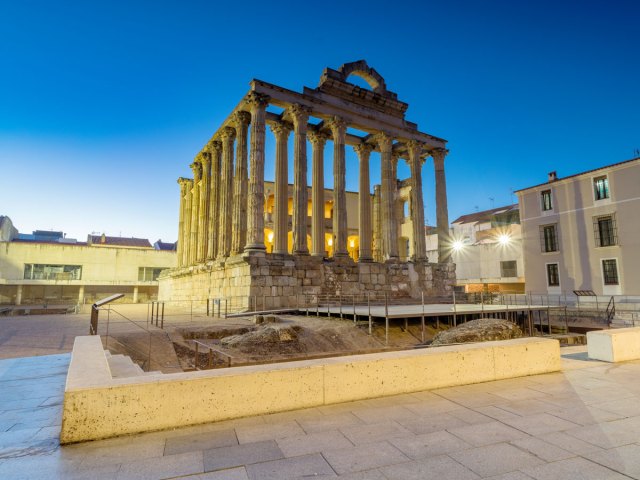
452;290;457;327
368;291;372;336
384;292;389;346
421;291;425;343
224;299;228;318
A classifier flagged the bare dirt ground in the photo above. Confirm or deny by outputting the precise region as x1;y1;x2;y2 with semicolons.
0;305;447;372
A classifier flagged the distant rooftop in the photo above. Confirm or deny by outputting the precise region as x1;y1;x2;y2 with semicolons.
88;234;152;248
154;240;177;251
451;204;519;225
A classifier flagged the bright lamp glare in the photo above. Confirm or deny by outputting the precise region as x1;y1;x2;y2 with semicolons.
498;234;511;245
452;240;464;252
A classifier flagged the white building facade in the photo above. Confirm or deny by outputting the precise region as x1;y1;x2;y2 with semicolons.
517;157;640;296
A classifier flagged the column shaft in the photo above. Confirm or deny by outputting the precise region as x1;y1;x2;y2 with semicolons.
231;112;250;255
375;133;398;260
355;143;373;262
217;127;235;258
289;104;310;255
309;131;327;256
408;141;427;262
433;149;450;263
270;122;292;254
176;178;189;267
245;93;269;252
189;162;201;265
197;153;211;262
207;141;222;260
182;180;193;265
328;117;348;257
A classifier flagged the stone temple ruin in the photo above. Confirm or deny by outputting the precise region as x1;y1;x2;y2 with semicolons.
159;60;455;307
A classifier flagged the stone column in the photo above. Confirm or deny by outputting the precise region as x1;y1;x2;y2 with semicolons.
176;178;189;267
217;127;236;258
433;148;451;262
270;121;292;254
354;143;373;262
197;152;211;262
309;130;328;256
245;92;270;252
206;140;222;260
327;117;348;257
189;161;201;265
375;132;398;260
231;111;251;255
407;141;427;262
288;104;311;255
372;184;382;262
182;179;193;266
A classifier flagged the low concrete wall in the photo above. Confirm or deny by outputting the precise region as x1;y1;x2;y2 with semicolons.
61;335;560;444
587;327;640;362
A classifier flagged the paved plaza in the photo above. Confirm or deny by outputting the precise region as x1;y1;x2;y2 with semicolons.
2;346;640;479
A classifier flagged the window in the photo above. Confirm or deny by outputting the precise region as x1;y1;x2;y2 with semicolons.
23;264;82;280
602;259;619;285
500;261;517;278
138;267;167;281
541;190;553;211
539;224;559;252
594;175;610;200
593;214;617;247
546;263;560;287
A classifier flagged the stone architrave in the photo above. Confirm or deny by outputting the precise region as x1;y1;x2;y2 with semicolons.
189;161;202;265
374;132;398;260
270;121;292;254
433;148;451;262
354;143;374;262
288;103;311;255
308;130;328;256
197;152;211;262
407;140;427;262
206;140;222;260
182;179;193;266
217;127;236;259
245;92;269;252
327;116;349;257
176;178;190;267
231;111;251;255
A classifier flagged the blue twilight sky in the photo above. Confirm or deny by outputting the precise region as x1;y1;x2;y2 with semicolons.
1;0;638;242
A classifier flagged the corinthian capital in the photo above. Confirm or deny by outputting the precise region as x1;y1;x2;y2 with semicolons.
190;161;202;181
431;148;448;169
307;129;329;147
219;126;236;142
326;116;347;138
287;103;311;129
373;132;393;153
269;121;292;139
231;110;251;128
245;92;270;110
206;139;222;155
353;142;374;160
177;177;191;192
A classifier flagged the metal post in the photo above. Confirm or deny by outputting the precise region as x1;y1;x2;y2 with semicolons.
146;302;150;327
453;290;457;327
207;298;210;317
547;304;551;335
421;291;425;343
384;292;389;346
105;306;110;348
527;293;533;336
224;299;228;318
368;292;372;336
161;302;165;328
353;295;356;323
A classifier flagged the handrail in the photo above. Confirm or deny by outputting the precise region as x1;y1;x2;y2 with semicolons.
606;296;616;326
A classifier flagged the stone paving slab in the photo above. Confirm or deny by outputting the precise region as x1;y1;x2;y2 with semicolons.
2;346;640;478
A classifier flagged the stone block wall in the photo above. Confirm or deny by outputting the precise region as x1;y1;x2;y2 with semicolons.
158;253;456;309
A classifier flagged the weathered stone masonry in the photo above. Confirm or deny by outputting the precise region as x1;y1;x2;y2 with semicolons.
160;61;456;307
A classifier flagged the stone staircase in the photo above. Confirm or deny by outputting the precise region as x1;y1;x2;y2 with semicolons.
104;350;161;378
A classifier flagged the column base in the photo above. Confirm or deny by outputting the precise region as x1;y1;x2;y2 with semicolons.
244;244;266;252
358;256;373;263
334;251;349;258
293;250;309;256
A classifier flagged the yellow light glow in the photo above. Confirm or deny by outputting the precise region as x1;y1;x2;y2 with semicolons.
328;238;333;246
267;232;274;243
349;239;355;248
498;234;511;245
452;240;464;252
